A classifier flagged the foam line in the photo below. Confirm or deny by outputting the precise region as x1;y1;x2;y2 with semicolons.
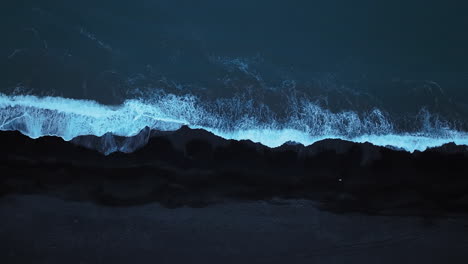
1;93;467;153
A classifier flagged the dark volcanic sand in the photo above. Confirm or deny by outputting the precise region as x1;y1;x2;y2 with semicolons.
1;194;468;264
1;127;468;263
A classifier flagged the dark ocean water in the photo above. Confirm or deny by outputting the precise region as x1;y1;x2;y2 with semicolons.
1;1;468;151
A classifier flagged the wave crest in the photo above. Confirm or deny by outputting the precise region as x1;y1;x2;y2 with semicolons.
0;92;467;153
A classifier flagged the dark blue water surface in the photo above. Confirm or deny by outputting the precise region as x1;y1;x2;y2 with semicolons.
1;1;468;151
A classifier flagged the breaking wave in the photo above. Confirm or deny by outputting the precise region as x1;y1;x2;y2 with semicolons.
0;92;467;153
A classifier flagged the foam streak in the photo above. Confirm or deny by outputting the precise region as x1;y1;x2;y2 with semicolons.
1;93;467;153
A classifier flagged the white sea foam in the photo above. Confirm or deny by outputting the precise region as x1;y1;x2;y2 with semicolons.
0;93;467;153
